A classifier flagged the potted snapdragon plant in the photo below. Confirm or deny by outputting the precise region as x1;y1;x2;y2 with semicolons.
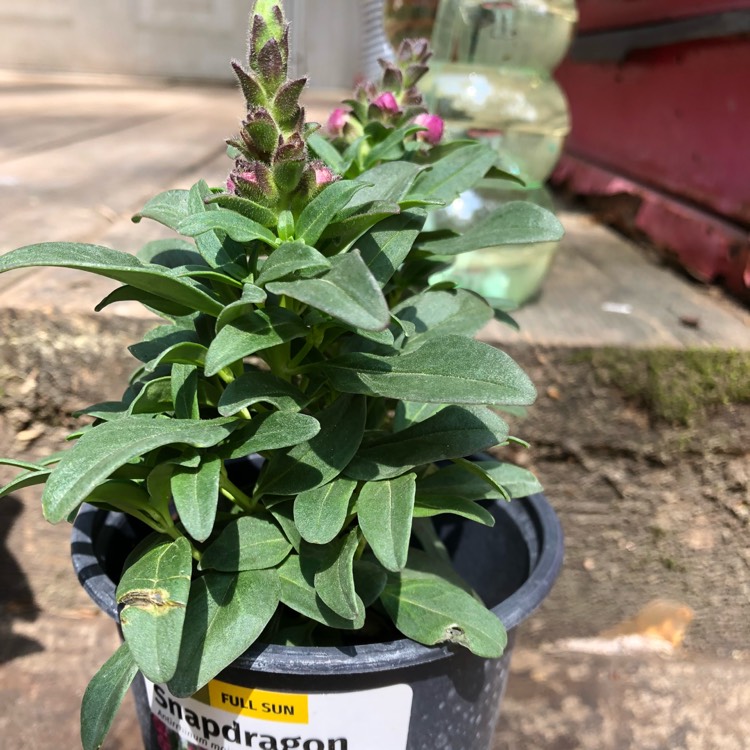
0;2;564;749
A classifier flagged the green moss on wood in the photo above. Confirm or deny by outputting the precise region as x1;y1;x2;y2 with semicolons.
579;348;750;425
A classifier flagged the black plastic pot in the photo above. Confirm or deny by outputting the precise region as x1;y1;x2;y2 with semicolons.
72;493;562;750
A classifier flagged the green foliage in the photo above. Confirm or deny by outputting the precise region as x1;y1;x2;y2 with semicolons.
0;1;562;744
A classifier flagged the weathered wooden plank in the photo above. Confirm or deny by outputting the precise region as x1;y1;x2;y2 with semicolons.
482;211;750;350
0;87;212;160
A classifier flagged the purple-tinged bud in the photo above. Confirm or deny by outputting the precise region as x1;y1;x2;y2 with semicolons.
372;91;400;114
227;176;237;193
274;131;306;163
239;169;260;184
232;61;266;109
325;108;350;137
381;64;404;93
414;113;444;145
258;38;286;89
231;160;277;204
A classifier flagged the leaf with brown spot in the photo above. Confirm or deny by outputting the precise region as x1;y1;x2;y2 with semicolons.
116;535;193;683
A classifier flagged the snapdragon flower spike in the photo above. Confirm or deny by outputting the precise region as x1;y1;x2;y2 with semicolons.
220;1;337;218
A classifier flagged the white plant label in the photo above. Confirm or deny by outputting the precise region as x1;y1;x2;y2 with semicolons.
145;679;413;750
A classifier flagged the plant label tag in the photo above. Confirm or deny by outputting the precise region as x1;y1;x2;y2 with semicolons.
145;679;414;750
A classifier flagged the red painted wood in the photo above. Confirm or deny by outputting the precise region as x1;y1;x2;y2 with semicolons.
553;155;750;301
556;36;750;227
576;0;750;33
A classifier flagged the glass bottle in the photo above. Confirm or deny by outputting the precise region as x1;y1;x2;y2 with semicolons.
385;0;578;305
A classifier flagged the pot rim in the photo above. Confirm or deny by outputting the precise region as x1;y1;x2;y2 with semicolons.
71;493;563;676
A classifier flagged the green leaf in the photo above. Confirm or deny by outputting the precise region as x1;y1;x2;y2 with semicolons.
393;289;493;347
393;401;445;431
258;395;366;496
171;455;222;542
81;643;139;750
324;336;537;406
204;193;278;227
128;377;174;415
470;459;543;499
256;241;331;285
74;401;128;422
265;499;301;552
95;286;195;318
295;180;368;246
409;142;498;203
267;251;389;332
416;459;542;503
171;364;200;419
220;411;321;460
357;474;416;572
188;180;237;269
0;458;44;471
314;530;363;621
363;124;422;168
413;496;495;526
168;569;279;697
144;342;208;374
137;238;204;269
132;189;190;230
201;513;292;572
349;162;423;207
129;324;198;364
218;371;306;416
0;468;51;497
353;560;388;607
178;209;277;248
319;202;401;252
205;307;307;377
420;201;564;256
346;406;509;481
307;132;347;174
357;209;426;287
215;284;268;331
0;244;224;316
380;567;507;658
41;417;237;523
277;555;363;629
294;478;356;545
116;536;192;683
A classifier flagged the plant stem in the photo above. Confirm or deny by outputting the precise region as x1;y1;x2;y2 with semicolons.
219;474;255;513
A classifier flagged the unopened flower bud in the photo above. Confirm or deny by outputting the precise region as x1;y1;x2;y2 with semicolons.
326;108;350;138
372;92;400;114
414;113;444;145
313;162;337;185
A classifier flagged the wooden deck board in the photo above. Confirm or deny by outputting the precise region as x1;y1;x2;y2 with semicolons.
484;210;750;350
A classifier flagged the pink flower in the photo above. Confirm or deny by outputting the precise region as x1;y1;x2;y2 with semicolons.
326;107;350;137
414;113;444;145
372;91;400;114
226;176;236;193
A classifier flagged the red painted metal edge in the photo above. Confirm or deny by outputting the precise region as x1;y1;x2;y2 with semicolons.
553;154;750;303
577;0;750;33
